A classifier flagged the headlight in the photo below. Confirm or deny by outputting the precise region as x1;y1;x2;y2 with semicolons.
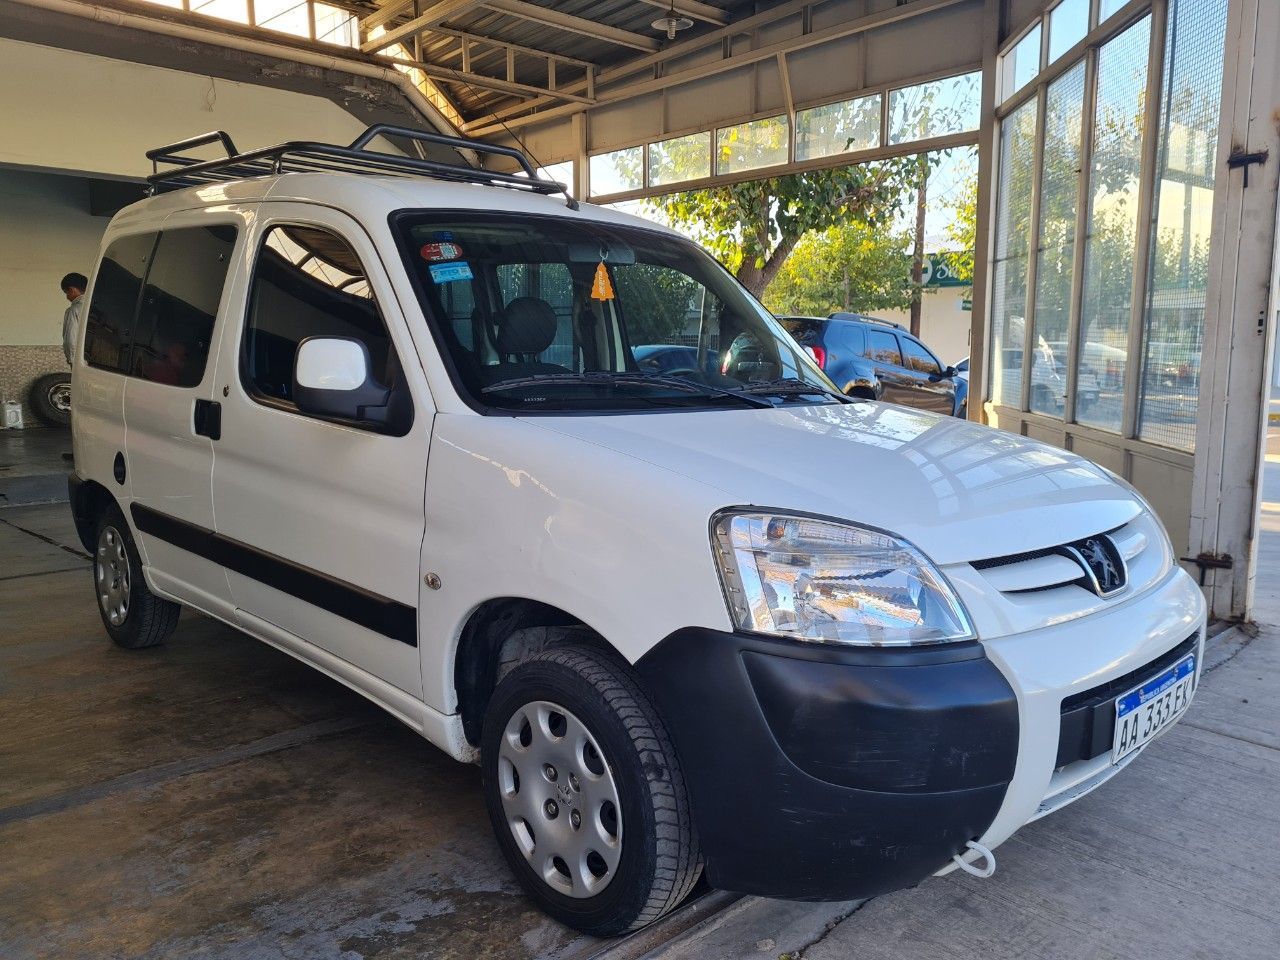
711;512;975;647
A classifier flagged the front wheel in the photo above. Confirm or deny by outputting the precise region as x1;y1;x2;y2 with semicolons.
481;645;702;936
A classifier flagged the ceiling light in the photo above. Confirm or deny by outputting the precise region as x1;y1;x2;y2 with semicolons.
651;2;694;40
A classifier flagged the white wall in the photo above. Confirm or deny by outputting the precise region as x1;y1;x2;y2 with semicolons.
0;37;377;179
0;170;108;347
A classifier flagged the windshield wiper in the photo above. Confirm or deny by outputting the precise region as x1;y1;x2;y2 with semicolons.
481;372;776;409
736;377;855;404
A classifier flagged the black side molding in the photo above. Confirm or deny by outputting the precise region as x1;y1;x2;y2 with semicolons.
129;503;417;647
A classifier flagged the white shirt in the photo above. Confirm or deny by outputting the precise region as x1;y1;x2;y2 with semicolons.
62;295;82;365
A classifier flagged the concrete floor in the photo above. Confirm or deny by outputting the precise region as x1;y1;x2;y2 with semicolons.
3;439;1279;959
0;503;593;960
0;425;70;506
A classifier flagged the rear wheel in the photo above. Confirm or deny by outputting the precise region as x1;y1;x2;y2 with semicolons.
29;372;72;427
481;645;702;936
93;503;180;649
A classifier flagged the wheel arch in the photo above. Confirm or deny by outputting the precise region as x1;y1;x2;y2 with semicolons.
453;597;621;747
68;476;121;552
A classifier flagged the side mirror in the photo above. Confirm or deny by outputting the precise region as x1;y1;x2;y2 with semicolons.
292;337;391;425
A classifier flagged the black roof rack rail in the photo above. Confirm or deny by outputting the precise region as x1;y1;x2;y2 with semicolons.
829;311;904;330
145;124;578;209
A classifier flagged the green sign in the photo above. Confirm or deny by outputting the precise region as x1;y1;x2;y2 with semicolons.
921;254;970;288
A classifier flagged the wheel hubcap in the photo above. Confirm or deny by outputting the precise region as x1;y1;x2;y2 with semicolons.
49;382;72;412
95;525;130;626
498;700;622;898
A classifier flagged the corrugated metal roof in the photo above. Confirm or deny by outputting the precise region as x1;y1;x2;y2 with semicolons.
368;0;747;122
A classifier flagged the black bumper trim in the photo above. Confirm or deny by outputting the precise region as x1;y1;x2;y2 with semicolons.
1056;631;1199;767
634;627;1018;901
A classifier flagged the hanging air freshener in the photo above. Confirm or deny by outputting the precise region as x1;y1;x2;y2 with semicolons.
591;249;615;301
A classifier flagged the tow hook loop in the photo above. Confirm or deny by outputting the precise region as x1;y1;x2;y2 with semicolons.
952;840;996;878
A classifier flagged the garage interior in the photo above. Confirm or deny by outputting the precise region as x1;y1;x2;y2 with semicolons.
1;1;1278;958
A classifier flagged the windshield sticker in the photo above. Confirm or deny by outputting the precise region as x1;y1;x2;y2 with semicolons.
429;261;474;284
420;241;464;262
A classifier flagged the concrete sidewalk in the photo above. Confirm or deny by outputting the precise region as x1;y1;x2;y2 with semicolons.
646;624;1279;960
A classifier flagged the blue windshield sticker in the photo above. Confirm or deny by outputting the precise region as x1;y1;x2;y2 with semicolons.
429;261;474;284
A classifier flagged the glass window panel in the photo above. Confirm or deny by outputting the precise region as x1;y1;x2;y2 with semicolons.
84;233;157;374
1048;0;1090;63
715;116;789;175
888;72;981;144
589;147;643;197
1100;0;1128;22
1029;62;1087;418
254;0;309;37
538;161;575;197
1002;24;1042;102
1137;0;1229;450
315;4;359;47
246;226;397;414
988;98;1039;408
130;226;237;388
647;132;711;186
795;94;881;161
1076;17;1151;432
188;0;249;24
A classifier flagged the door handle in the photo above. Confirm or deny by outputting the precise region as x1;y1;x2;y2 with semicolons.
194;399;222;441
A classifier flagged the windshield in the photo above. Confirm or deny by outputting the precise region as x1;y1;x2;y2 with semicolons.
394;212;837;412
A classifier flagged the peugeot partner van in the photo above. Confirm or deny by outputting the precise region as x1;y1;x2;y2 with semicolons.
68;127;1206;936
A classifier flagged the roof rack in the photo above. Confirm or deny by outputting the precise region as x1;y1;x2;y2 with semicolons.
145;124;578;209
829;311;904;330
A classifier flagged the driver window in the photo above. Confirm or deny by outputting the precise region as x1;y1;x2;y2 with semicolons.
902;337;941;375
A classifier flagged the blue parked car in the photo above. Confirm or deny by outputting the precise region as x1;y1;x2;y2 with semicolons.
776;313;967;417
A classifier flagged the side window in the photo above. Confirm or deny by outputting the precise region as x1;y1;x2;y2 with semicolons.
837;323;865;357
130;225;236;387
244;224;399;413
84;232;157;373
866;330;903;365
901;337;941;375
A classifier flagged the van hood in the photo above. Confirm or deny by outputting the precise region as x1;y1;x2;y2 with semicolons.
524;402;1142;566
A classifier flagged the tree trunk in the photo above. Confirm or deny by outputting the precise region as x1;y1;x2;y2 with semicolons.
909;157;929;338
736;234;800;301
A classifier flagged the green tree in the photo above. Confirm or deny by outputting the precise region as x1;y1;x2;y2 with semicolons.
645;159;918;298
764;223;916;316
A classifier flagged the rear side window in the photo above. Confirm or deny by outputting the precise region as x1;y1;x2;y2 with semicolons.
244;224;399;412
835;323;865;355
84;232;157;373
901;337;941;375
866;330;902;365
130;225;237;387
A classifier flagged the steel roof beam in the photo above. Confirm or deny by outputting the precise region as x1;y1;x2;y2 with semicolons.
477;0;660;52
362;0;485;53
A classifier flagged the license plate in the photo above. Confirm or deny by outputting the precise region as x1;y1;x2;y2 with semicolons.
1112;653;1196;763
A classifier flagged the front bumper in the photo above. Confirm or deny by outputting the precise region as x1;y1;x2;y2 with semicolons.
635;566;1206;901
634;628;1019;901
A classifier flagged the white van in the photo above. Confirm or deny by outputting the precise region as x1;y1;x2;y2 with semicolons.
69;127;1206;935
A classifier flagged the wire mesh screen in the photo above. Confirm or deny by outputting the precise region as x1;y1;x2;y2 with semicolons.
1137;0;1229;451
1076;16;1151;433
988;98;1039;409
1030;61;1087;418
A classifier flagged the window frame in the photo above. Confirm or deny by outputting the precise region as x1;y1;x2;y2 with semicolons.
239;219;413;436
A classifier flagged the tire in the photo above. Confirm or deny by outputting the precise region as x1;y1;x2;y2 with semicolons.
93;502;180;649
481;644;702;936
29;372;72;427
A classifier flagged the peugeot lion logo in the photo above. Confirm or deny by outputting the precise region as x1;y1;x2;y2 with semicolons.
1062;535;1127;596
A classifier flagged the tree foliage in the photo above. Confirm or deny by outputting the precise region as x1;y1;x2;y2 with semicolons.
764;223;916;316
645;160;919;298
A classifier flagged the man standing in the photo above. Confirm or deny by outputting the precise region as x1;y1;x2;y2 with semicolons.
60;272;87;365
59;272;86;463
